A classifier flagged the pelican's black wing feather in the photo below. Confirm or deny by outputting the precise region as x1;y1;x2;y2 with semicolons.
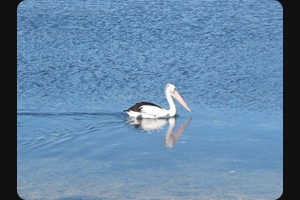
124;102;162;112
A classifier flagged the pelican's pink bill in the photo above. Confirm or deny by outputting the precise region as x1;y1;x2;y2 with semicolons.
172;90;192;112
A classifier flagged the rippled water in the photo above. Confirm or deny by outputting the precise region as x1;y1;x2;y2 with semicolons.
18;0;282;199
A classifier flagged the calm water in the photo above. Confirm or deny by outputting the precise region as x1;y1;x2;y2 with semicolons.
17;0;283;199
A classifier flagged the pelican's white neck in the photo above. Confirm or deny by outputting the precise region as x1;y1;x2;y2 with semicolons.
166;92;176;117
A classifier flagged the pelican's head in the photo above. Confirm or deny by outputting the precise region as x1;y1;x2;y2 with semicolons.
165;83;192;112
165;83;176;94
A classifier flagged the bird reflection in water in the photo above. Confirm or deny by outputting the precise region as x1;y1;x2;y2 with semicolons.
165;117;192;148
126;117;192;148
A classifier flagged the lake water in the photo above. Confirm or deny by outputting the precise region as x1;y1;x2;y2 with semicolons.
17;0;283;199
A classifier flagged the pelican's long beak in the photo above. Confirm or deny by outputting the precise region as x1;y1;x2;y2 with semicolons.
172;90;192;112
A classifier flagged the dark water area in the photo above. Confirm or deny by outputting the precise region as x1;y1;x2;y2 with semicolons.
17;0;282;199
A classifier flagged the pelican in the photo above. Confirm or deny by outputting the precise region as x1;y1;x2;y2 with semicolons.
124;83;192;118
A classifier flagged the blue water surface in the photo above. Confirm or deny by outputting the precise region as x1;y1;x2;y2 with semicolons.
17;0;283;199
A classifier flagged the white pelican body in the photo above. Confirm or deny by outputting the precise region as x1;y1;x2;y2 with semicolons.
124;83;192;119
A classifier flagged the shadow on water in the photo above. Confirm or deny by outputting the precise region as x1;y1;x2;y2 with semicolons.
125;117;192;149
